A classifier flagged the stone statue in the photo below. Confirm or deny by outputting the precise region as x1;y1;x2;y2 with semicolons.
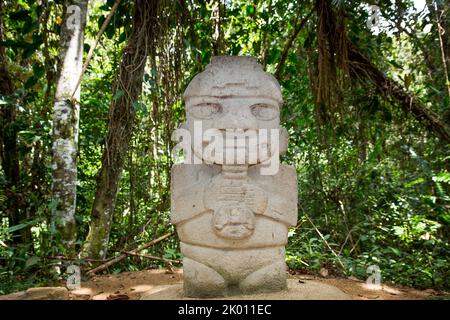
171;56;298;297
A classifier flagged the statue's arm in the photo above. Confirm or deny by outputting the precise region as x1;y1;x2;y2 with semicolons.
170;164;214;224
260;165;298;226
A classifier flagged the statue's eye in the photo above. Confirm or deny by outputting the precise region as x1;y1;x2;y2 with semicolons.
250;104;278;120
189;103;222;119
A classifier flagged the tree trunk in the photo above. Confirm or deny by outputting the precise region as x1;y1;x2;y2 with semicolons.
51;0;89;254
211;0;224;56
81;0;159;260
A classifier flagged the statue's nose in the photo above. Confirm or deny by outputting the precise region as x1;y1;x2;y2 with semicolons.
214;107;258;129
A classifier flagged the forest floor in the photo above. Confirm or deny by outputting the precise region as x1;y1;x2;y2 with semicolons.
24;269;450;300
1;268;448;300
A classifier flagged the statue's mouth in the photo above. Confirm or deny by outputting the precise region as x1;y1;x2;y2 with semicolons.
174;124;283;172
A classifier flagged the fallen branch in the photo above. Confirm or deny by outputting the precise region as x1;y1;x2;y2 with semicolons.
338;230;352;256
47;255;112;263
86;232;174;276
122;251;181;264
303;214;347;272
348;238;361;256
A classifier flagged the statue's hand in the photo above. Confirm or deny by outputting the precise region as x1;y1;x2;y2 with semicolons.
244;184;268;215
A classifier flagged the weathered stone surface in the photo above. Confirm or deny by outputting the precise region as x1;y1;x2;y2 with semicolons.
0;287;69;300
25;287;69;300
0;291;27;300
171;56;298;297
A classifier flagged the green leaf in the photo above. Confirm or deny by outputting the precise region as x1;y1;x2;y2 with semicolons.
132;100;147;115
404;73;412;89
392;226;404;237
24;76;38;89
113;89;125;101
99;4;111;11
405;177;425;188
97;15;106;30
118;32;127;43
9;9;31;20
8;222;32;233
22;46;35;59
367;139;382;164
303;32;315;49
18;130;41;143
426;83;442;94
390;247;401;256
84;43;91;53
31;34;43;46
259;11;269;21
22;18;35;34
48;199;59;211
0;39;28;48
25;256;40;268
231;44;241;55
246;5;255;16
32;64;45;78
388;59;403;69
105;24;115;39
433;172;450;184
267;48;281;65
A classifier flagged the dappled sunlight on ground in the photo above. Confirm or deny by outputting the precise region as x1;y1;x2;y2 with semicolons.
71;269;440;300
69;269;183;300
304;275;436;300
0;269;445;300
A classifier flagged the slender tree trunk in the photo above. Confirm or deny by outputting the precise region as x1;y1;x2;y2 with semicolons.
211;0;223;56
52;0;88;254
128;150;135;237
81;0;159;260
432;1;450;100
427;0;450;63
0;0;25;244
260;0;272;69
274;10;312;80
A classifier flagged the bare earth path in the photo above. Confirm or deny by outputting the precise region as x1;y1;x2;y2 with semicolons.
0;269;447;300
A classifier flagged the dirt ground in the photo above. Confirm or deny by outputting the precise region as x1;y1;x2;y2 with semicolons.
0;268;446;300
62;269;445;300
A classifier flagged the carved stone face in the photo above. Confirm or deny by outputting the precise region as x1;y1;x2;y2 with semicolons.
182;56;287;165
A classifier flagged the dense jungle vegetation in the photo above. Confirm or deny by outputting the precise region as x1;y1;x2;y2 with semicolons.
0;0;449;294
